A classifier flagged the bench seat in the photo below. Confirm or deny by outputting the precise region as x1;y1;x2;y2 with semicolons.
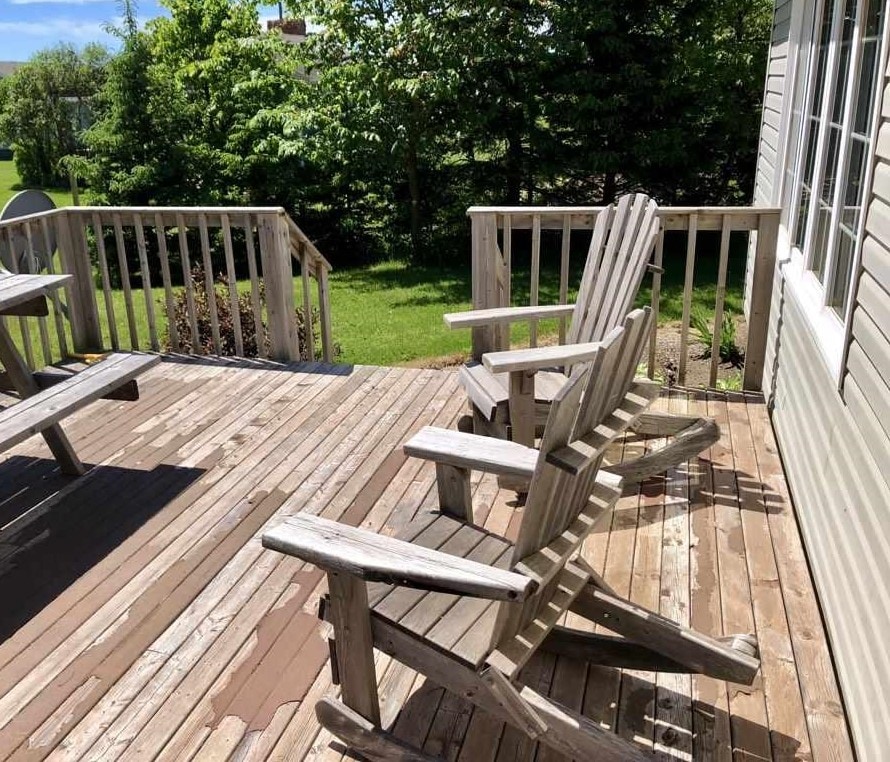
0;352;160;452
0;359;144;401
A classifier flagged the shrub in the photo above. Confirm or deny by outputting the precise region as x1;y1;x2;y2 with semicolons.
163;266;319;360
690;307;744;366
716;371;743;391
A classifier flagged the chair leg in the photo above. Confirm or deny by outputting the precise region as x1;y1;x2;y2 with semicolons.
435;463;473;522
508;370;535;447
316;697;442;762
326;571;381;725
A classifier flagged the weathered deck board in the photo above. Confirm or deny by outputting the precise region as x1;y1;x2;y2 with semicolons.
0;359;853;761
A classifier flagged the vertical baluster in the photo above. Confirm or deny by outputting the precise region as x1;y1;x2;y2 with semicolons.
24;222;53;365
176;214;201;353
220;213;243;356
152;213;179;354
198;214;222;354
709;215;733;387
133;213;158;351
678;213;698;385
7;227;35;370
529;213;541;347
113;212;140;349
500;215;513;350
558;215;571;345
40;216;69;358
299;242;315;362
648;227;664;379
92;213;119;351
502;215;513;300
317;265;333;363
242;215;265;357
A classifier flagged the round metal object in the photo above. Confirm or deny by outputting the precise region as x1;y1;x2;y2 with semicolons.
0;190;58;273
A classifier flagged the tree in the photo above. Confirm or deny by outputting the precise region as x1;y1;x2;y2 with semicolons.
75;0;772;265
525;0;771;205
277;0;470;261
80;0;306;206
280;0;770;262
0;44;108;187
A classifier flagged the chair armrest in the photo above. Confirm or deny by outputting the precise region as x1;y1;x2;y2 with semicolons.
404;426;538;478
444;304;574;330
482;341;606;374
262;514;536;602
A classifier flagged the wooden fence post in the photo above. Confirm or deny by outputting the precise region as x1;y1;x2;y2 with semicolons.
470;211;503;360
56;210;103;353
258;212;299;362
742;211;779;391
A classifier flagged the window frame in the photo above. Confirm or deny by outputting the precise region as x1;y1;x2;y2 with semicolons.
775;0;890;385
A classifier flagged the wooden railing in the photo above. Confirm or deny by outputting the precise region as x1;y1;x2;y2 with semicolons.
468;206;780;390
0;206;334;368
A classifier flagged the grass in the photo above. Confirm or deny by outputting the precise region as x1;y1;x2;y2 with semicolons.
0;160;74;210
324;243;747;365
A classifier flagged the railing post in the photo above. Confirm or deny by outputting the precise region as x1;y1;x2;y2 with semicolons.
743;211;779;391
470;211;503;360
56;210;103;353
258;212;299;362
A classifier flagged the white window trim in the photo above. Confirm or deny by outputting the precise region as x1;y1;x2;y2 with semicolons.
776;226;847;378
839;4;890;388
774;0;890;386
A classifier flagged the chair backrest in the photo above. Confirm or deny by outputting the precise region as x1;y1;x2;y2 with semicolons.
492;307;654;645
567;194;660;347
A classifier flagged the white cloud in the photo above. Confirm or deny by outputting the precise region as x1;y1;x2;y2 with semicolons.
9;0;106;4
0;19;110;39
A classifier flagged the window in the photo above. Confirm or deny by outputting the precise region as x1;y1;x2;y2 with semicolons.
782;0;886;323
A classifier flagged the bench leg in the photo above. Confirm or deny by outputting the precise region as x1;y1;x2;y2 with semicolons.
0;322;85;475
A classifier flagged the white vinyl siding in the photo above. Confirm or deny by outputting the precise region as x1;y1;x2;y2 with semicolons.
754;0;890;757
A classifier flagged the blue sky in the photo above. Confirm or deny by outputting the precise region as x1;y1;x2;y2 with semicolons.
0;0;283;61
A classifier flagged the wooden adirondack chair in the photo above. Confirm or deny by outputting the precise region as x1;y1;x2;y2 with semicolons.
446;193;718;485
262;308;760;762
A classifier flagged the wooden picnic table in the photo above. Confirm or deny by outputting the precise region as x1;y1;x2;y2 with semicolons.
0;271;159;475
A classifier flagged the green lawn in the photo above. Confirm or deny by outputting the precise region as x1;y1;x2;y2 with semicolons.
325;252;746;365
0;160;74;209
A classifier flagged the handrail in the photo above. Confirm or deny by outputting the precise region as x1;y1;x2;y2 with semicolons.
285;216;332;272
0;206;335;367
468;205;780;390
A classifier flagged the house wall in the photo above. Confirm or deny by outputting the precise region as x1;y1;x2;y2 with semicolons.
747;0;791;316
751;0;890;757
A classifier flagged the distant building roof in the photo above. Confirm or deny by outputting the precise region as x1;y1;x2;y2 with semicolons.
266;18;309;45
267;18;306;36
0;62;21;78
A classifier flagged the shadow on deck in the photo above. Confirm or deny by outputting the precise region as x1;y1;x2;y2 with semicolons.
0;358;853;761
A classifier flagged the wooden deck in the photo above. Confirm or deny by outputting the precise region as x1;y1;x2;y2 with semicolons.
0;358;853;761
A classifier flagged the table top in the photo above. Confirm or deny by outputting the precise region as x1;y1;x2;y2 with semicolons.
0;272;72;312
